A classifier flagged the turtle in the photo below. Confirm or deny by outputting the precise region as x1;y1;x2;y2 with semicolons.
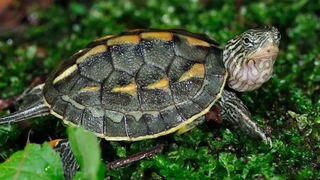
0;26;280;153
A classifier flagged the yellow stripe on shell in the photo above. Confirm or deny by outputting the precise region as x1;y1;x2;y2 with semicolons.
147;77;170;91
53;64;78;84
112;82;138;96
61;95;85;110
94;35;116;42
184;35;211;47
76;45;107;64
179;63;205;82
79;86;101;93
140;32;173;41
125;29;145;33
107;35;140;46
72;48;88;57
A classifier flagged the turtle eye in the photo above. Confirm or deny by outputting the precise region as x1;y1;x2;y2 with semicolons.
274;32;281;41
244;38;250;44
242;36;253;48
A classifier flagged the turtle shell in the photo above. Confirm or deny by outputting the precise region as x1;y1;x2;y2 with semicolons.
43;29;227;141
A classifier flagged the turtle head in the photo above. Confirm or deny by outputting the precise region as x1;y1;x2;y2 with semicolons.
223;26;280;92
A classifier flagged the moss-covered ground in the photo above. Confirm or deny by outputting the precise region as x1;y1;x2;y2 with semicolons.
0;0;319;179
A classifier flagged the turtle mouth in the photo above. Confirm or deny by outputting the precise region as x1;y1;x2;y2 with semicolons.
247;39;279;62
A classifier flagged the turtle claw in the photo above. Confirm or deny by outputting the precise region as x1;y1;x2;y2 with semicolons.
266;137;273;149
259;133;273;148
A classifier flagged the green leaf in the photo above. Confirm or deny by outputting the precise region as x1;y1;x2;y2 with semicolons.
0;143;64;180
219;152;237;177
109;141;127;158
67;125;104;180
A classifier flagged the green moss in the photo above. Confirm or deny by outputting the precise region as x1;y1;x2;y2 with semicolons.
0;0;320;179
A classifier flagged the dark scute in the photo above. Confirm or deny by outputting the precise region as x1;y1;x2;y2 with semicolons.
102;92;140;112
137;64;174;110
201;49;226;96
173;34;209;62
203;75;225;96
136;65;166;86
78;51;113;82
140;39;175;70
82;107;104;134
43;84;60;105
104;115;127;137
167;56;195;82
102;70;139;112
64;103;83;125
205;49;225;75
51;96;68;117
103;70;134;90
111;44;144;76
68;77;101;106
176;101;203;119
139;40;152;49
124;114;149;138
140;89;172;110
192;88;217;109
109;45;125;55
74;90;101;107
159;107;186;129
140;113;167;135
171;78;203;103
53;71;79;94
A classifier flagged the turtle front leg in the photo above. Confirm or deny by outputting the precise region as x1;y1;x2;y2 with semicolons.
51;139;79;179
217;90;272;146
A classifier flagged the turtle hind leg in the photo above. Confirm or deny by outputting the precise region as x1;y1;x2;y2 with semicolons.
217;90;272;146
0;100;50;125
0;84;50;125
176;116;205;134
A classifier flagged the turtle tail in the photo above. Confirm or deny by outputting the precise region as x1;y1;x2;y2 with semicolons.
0;101;50;125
